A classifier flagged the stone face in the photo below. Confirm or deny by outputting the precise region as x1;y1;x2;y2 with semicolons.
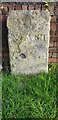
7;10;50;74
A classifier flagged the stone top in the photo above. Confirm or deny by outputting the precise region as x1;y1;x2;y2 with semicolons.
7;10;50;38
0;0;57;3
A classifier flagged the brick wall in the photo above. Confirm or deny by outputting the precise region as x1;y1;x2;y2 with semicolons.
49;3;58;63
0;2;58;71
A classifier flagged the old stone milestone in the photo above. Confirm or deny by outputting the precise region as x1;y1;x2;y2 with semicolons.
7;10;50;74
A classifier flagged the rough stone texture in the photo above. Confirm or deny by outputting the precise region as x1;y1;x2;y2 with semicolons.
0;0;57;2
7;10;50;74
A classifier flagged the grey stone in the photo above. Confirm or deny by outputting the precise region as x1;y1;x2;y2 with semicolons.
0;0;57;2
7;10;51;74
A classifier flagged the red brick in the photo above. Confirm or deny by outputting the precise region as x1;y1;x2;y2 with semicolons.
48;58;58;63
35;5;41;10
50;30;53;38
3;53;9;57
8;4;13;10
0;15;7;22
2;15;7;21
52;53;57;58
0;52;2;57
0;10;2;14
54;7;58;15
49;42;58;47
49;51;57;58
49;52;53;58
49;47;57;53
14;4;22;10
50;16;56;23
0;15;3;21
2;51;9;57
0;51;9;57
56;33;58;38
49;42;53;47
13;3;22;10
54;42;58;47
29;5;34;10
12;3;16;10
50;23;56;31
53;31;58;38
56;23;58;30
50;37;58;42
22;5;27;10
50;30;58;39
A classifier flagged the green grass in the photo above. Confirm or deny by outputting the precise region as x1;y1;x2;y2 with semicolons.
2;64;58;119
0;74;2;120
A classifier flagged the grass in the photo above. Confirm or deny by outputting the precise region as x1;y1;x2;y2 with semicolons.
0;74;2;119
1;64;58;119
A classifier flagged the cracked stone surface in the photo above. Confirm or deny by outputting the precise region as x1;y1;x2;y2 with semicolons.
7;10;50;74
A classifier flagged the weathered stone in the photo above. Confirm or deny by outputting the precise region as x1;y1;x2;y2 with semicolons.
7;10;51;74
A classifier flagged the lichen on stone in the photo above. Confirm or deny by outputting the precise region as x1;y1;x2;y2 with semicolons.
7;10;51;74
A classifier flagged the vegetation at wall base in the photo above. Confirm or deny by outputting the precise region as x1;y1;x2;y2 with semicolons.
2;64;58;119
